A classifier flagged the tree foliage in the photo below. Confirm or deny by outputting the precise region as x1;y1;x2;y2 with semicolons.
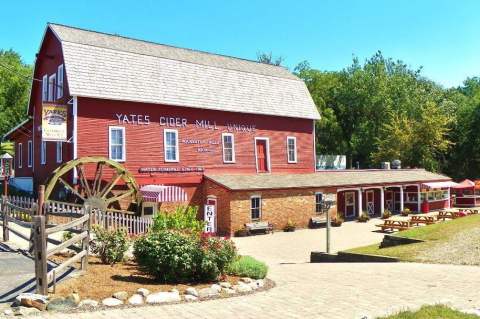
256;51;284;66
0;50;31;138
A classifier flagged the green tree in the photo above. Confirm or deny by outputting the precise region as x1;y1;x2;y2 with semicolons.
256;51;284;66
0;50;31;138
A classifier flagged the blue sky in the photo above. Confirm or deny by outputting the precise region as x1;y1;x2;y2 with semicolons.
1;0;479;88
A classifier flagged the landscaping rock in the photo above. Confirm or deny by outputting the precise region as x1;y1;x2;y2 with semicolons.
185;287;199;297
249;280;265;290
66;293;81;305
234;283;253;293
170;288;179;293
219;282;232;289
102;297;123;307
78;299;99;308
20;298;47;311
113;291;129;301
137;288;150;297
145;291;181;304
184;295;198;302
127;294;144;305
240;277;253;283
15;293;48;306
11;306;40;316
3;309;13;316
198;287;220;299
46;297;78;311
210;284;222;293
223;288;236;295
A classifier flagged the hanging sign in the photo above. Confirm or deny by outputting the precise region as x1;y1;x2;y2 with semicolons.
204;204;216;233
42;104;68;142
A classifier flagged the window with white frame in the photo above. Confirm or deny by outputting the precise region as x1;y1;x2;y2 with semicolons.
164;129;179;162
287;136;297;163
17;143;23;168
41;141;46;165
27;140;33;167
42;75;48;102
57;64;64;99
251;196;261;220
56;142;62;163
315;192;323;214
222;133;235;163
109;126;126;161
48;74;56;101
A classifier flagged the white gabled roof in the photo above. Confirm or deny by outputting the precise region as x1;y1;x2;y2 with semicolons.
49;24;320;120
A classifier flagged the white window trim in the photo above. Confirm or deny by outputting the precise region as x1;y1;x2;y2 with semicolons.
56;142;62;163
163;129;179;162
108;126;126;162
57;64;64;99
27;140;33;168
254;137;271;173
48;74;56;102
315;191;323;213
40;141;46;165
250;195;262;221
287;136;297;163
17;143;23;168
222;133;235;163
42;75;48;102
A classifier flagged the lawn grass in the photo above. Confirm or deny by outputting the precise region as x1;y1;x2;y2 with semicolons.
377;304;478;319
346;214;480;263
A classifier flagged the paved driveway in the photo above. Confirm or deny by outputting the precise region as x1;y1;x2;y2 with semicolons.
0;244;35;303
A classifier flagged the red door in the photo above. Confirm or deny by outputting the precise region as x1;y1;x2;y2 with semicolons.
256;140;268;173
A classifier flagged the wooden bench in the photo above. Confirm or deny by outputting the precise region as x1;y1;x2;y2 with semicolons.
309;215;326;228
409;215;436;226
245;221;273;235
376;220;410;232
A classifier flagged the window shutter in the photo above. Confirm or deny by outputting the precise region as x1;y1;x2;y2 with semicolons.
57;65;64;99
42;75;48;101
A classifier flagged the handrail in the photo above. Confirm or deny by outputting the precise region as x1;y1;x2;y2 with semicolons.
45;214;89;235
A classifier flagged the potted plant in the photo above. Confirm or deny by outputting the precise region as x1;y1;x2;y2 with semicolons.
357;211;370;223
382;209;392;219
283;219;296;232
234;227;248;237
331;212;344;227
401;208;411;217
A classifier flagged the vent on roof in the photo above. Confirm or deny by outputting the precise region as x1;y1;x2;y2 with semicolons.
391;160;402;169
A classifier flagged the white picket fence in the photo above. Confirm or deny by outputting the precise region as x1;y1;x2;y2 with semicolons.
1;196;153;236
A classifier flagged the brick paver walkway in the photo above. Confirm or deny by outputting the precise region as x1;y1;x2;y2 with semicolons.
36;219;480;318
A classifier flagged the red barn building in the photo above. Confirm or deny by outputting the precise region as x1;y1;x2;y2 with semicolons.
5;24;454;235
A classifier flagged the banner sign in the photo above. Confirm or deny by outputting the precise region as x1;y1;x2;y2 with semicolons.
42;104;68;142
204;204;216;233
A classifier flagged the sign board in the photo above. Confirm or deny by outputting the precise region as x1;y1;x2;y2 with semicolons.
42;104;68;142
317;155;346;170
204;204;216;233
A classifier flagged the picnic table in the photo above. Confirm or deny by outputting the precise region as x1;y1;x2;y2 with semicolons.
409;215;436;226
437;210;463;221
462;208;479;215
376;220;410;232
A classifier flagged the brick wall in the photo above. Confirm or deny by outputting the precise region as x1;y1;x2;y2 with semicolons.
203;179;232;236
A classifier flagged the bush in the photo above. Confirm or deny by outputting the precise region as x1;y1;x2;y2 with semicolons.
227;255;268;279
357;212;370;223
133;230;237;283
401;208;411;216
382;210;392;219
91;226;129;265
283;219;296;232
151;206;204;234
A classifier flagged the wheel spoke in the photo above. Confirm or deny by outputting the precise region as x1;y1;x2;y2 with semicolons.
77;164;92;198
92;162;104;195
100;173;124;199
105;188;135;205
59;177;86;202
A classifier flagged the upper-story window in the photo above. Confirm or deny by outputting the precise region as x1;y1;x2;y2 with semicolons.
42;75;48;102
27;140;33;168
41;141;46;165
48;74;56;102
287;136;297;163
164;129;179;162
17;143;23;168
109;126;126;162
57;64;64;99
222;133;235;163
56;142;62;163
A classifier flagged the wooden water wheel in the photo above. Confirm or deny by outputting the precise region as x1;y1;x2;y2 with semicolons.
44;156;140;214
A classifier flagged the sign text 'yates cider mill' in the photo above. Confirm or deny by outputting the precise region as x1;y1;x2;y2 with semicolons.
115;113;256;133
42;104;68;142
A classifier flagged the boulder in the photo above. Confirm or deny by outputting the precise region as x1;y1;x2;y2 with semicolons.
223;288;236;295
137;288;150;297
46;297;78;311
219;282;232;289
113;291;129;301
66;293;81;305
102;297;123;307
11;306;40;316
240;277;253;283
15;293;48;307
234;283;253;293
249;280;265;290
127;294;144;305
20;298;47;311
78;299;99;308
185;287;199;297
198;287;220;299
210;284;222;293
184;295;198;302
145;291;181;304
3;309;14;316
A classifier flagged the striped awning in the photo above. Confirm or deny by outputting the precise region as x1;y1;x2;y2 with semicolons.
140;185;188;203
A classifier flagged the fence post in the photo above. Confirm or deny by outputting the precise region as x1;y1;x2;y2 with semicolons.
2;196;9;242
33;215;48;295
80;206;91;271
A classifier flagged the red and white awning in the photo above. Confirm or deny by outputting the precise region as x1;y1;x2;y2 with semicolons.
453;179;475;189
422;181;459;189
140;185;188;203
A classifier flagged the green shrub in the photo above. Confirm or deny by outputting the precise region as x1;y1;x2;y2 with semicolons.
382;210;392;219
151;206;205;234
133;230;237;283
227;255;268;279
91;226;129;265
62;231;74;242
357;212;370;222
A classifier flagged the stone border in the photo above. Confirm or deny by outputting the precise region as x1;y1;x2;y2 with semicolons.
310;251;399;263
